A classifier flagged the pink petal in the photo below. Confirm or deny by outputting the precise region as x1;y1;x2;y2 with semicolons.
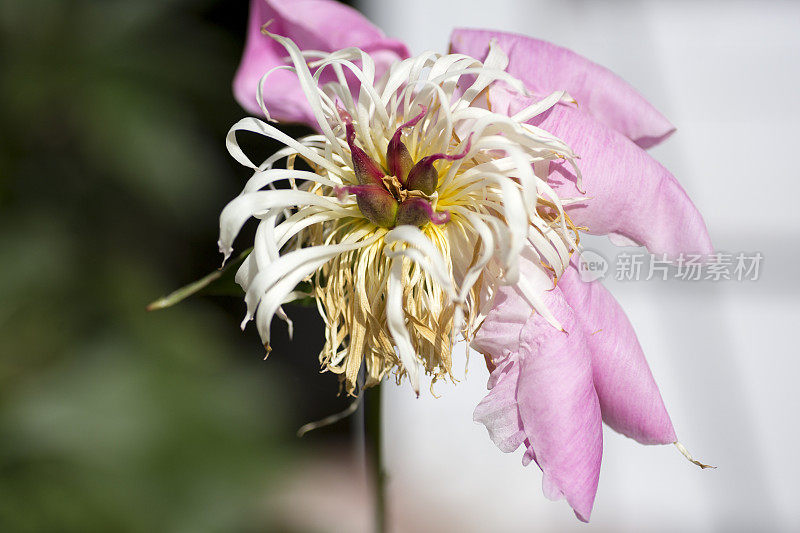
472;261;603;522
472;354;527;453
449;28;675;148
491;87;713;258
515;298;603;523
233;0;409;124
470;283;530;359
560;262;677;445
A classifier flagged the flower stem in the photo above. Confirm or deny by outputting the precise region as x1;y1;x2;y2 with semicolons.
365;383;386;532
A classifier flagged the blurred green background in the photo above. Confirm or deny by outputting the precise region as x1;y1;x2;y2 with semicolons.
0;1;357;531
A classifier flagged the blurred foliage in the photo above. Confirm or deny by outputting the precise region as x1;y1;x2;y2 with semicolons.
0;1;348;531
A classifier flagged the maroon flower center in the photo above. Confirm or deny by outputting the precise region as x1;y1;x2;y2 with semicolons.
336;109;471;228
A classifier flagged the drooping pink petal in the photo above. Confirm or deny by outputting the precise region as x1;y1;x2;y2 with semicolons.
449;28;675;148
490;87;713;258
233;0;409;125
472;354;527;453
560;262;677;445
470;298;524;359
471;250;551;359
472;260;603;522
515;298;602;523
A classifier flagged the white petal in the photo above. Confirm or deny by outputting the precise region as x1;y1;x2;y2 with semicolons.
386;259;420;394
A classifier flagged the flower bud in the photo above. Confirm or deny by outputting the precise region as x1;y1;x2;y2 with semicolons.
338;185;399;228
396;197;450;227
405;135;473;195
387;107;426;182
404;159;439;195
345;122;386;186
387;136;414;182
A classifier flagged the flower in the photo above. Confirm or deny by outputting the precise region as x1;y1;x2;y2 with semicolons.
226;0;713;522
223;14;582;396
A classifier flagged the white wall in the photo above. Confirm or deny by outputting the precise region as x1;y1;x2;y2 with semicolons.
364;1;800;530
